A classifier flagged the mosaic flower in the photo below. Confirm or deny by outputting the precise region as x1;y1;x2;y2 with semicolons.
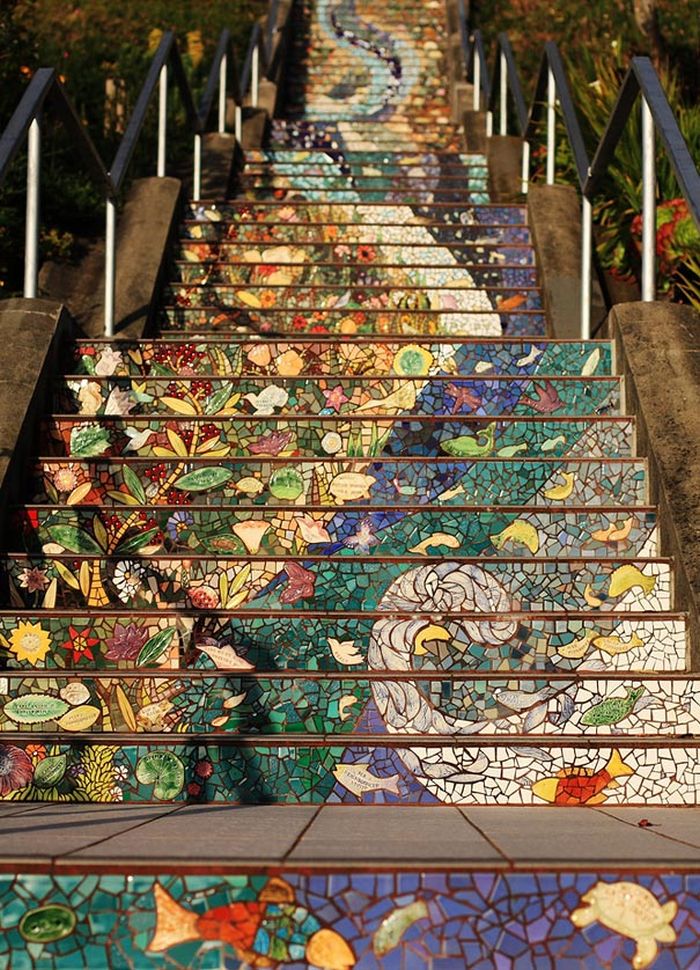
0;744;34;795
17;567;50;593
112;561;147;602
280;563;316;604
8;621;52;664
61;626;99;664
94;346;122;376
344;518;380;553
166;510;194;542
393;344;434;375
105;623;149;661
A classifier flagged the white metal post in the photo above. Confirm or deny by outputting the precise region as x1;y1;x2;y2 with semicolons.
486;110;493;138
252;43;260;108
104;198;117;337
546;66;556;185
580;195;592;339
235;105;242;143
23;117;41;299
157;63;168;178
641;96;656;301
218;53;227;133
499;50;507;135
193;132;202;200
473;49;481;112
521;140;530;195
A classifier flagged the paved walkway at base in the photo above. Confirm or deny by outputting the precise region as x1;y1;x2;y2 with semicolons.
2;804;699;873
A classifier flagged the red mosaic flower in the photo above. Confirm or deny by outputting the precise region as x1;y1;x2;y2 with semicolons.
61;625;99;664
0;744;34;795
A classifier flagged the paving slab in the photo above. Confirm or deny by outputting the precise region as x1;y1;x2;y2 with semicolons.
62;805;318;867
463;806;700;868
288;806;505;866
599;806;700;850
0;804;178;866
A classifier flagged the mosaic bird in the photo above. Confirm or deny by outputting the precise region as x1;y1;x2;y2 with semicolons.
147;877;355;968
520;380;564;413
532;749;634;805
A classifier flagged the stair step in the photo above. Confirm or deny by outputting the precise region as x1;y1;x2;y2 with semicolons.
70;338;607;377
3;554;671;612
237;172;489;186
0;672;695;737
0;609;686;672
0;737;696;804
54;375;620;417
12;505;657;558
244;148;487;165
184;218;532;245
170;261;539;289
42;415;636;459
159;305;545;337
241;163;489;179
235;189;491;203
185;202;527;223
176;242;537;266
30;456;648;508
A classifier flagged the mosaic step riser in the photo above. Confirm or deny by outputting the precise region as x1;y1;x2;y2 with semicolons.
0;674;696;737
0;611;687;673
159;306;546;338
186;203;527;221
169;263;539;288
30;458;648;509
12;507;658;560
268;135;465;149
184;223;533;245
54;376;621;418
167;285;541;313
2;556;672;612
244;150;487;161
237;174;490;187
177;243;537;266
70;340;612;378
236;191;492;204
0;740;697;804
1;872;698;970
42;416;636;460
241;165;490;179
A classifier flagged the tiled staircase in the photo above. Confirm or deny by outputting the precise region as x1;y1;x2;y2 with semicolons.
1;0;699;967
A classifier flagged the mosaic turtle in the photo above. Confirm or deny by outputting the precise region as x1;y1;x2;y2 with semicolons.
571;880;677;969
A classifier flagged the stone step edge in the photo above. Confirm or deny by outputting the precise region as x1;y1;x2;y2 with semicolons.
3;554;670;564
1;733;697;747
16;502;652;513
0;609;680;620
1;671;694;682
45;413;632;425
72;336;608;346
55;373;618;384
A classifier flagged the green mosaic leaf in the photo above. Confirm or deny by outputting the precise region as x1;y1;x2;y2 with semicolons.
46;526;103;555
137;627;177;667
69;425;111;458
123;464;147;503
34;754;67;789
114;528;160;555
135;751;185;800
173;467;235;492
4;694;69;725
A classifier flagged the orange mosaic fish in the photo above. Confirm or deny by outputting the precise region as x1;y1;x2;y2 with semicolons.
531;750;634;805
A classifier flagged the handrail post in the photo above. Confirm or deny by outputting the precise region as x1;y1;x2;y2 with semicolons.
23;116;41;299
473;45;481;111
580;195;592;339
252;42;260;108
193;133;202;200
157;63;168;178
546;65;556;184
499;49;507;135
218;53;227;133
521;141;530;195
641;95;656;301
104;196;117;338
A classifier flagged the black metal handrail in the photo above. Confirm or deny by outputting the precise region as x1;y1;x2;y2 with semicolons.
0;0;290;335
462;22;700;335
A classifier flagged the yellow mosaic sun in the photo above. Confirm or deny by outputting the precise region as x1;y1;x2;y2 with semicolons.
8;621;52;663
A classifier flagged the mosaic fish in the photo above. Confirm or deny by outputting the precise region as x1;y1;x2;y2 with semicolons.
490;520;540;554
592;632;645;656
531;750;634;805
571;881;677;969
581;687;645;726
147;878;355;968
543;472;575;500
440;424;495;457
372;900;429;956
608;565;657;598
332;763;401;799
